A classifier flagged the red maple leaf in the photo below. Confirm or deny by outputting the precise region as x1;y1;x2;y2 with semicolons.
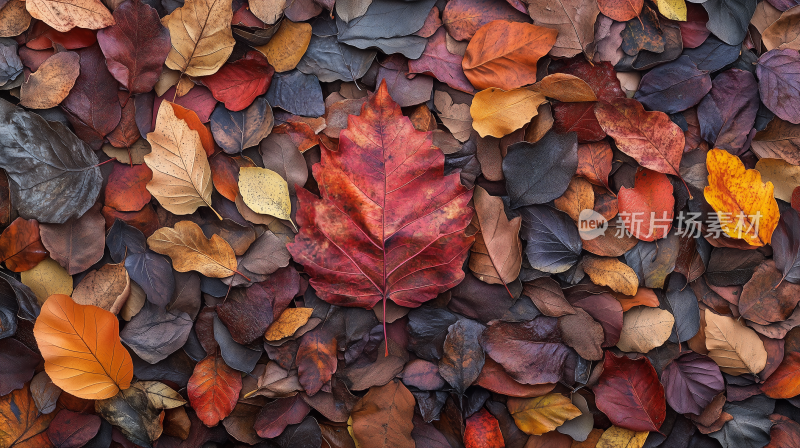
288;80;474;342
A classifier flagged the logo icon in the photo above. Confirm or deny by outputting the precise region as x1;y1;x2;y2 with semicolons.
578;209;608;240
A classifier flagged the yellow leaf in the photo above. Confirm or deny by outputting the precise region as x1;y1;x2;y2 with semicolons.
582;255;639;296
25;0;113;32
21;257;72;305
33;294;133;399
617;307;675;353
265;307;313;341
161;0;235;77
147;221;238;278
704;309;768;376
704;148;779;246
507;393;582;435
655;0;686;21
470;88;546;138
255;19;312;73
145;101;218;218
597;426;649;448
755;158;800;202
238;167;293;222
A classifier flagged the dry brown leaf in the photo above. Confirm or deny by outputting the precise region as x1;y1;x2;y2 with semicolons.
349;380;415;448
25;0;113;32
147;221;238;278
583;255;639;296
525;102;554;144
554;177;594;222
255;19;311;73
0;0;31;37
145;101;218;218
530;73;597;103
471;88;546;138
120;281;146;321
522;277;576;317
755;158;800;202
763;6;800;51
265;307;313;341
434;91;472;142
103;139;152;165
704;309;768;376
162;0;235;76
72;262;131;315
616;307;675;353
469;186;522;287
19;52;80;109
526;0;600;58
249;0;286;24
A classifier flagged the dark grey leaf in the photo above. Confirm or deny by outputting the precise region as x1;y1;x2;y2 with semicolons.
407;307;459;361
683;36;741;72
519;205;581;274
275;416;321;448
209;97;274;154
701;0;756;45
213;314;261;373
297;35;377;82
444;135;479;189
336;0;436;58
635;56;711;114
706;247;764;286
438;318;485;395
107;220;147;262
125;250;175;306
0;270;38;322
502;131;578;208
710;395;774;448
663;273;701;344
265;71;325;117
121;301;192;364
0;99;102;223
95;386;162;447
624;231;680;289
0;38;22;87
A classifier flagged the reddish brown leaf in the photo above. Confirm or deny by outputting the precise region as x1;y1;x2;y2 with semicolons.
287;81;473;319
761;351;800;398
0;384;56;448
187;352;242;427
201;51;274;112
106;94;141;149
39;204;105;275
26;21;96;50
209;153;256;202
0;217;47;272
465;408;504;448
297;326;337;396
408;28;473;93
577;141;613;190
522;277;576;317
552;59;625;142
618;169;675;241
47;410;101;448
598;0;644;22
61;44;122;150
254;395;311;438
154;85;217;124
96;0;171;94
105;163;153;212
442;0;531;41
593;353;666;432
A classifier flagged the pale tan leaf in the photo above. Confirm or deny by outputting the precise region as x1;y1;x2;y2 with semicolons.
704;309;768;376
147;221;238;278
469;186;522;286
19;52;80;109
582;255;639;296
434;91;472;142
616;307;675;353
25;0;113;32
161;0;235;77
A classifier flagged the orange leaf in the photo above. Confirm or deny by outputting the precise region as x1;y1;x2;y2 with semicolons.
187;351;242;427
0;383;56;447
704;148;780;246
0;217;48;272
612;288;660;312
465;408;504;448
462;20;557;90
761;352;800;398
598;0;644;22
33;294;134;400
171;103;215;157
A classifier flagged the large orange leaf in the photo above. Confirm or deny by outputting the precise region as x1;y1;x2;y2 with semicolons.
187;351;242;427
462;20;557;90
33;294;133;400
704;148;779;246
0;383;56;448
287;81;474;322
761;351;800;398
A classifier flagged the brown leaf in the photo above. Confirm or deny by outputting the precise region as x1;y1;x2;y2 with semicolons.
525;0;600;57
25;0;113;32
554;177;595;222
559;307;604;360
471;88;546;138
349;380;416;448
530;73;598;102
462;20;556;90
469;186;523;286
162;0;235;76
265;307;313;341
704;309;768;376
616;307;675;353
39;203;105;275
71;262;130;314
147;221;238;278
522;277;576;317
297;326;337;396
763;6;800;51
0;217;48;272
19;51;80;109
434;91;472;142
583;255;639;296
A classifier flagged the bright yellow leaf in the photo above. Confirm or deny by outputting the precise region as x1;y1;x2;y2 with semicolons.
597;426;649;448
507;393;581;435
655;0;687;21
470;88;546;138
238;167;293;224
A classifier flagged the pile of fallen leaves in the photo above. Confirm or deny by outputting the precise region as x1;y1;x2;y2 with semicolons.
2;0;800;446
